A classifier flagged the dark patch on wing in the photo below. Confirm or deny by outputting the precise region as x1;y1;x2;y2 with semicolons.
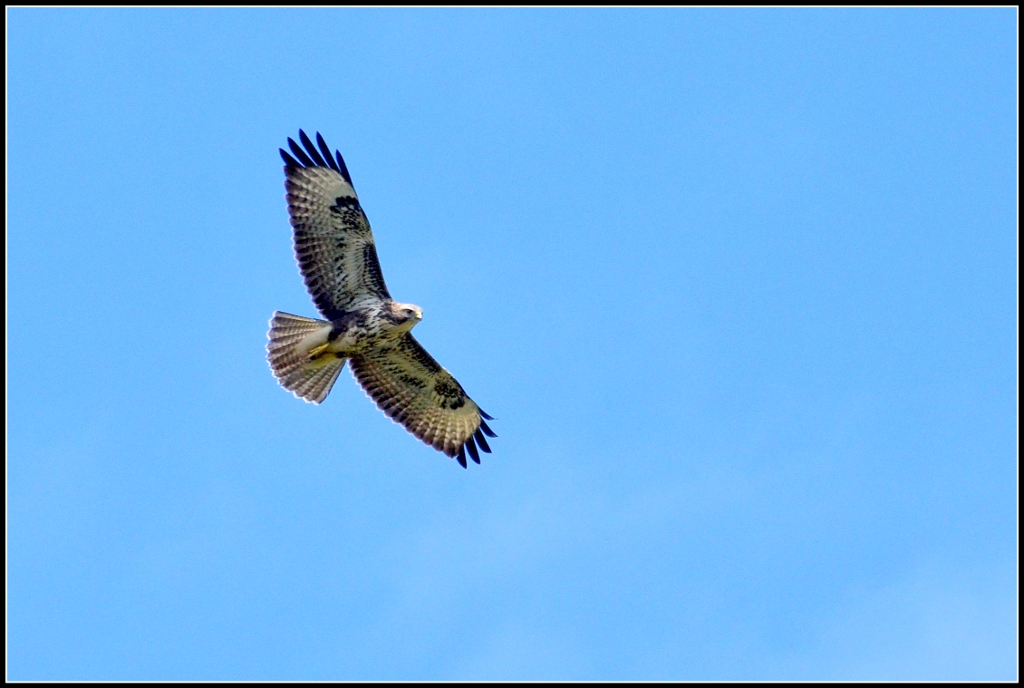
434;378;467;411
398;374;427;389
433;379;462;399
331;196;361;213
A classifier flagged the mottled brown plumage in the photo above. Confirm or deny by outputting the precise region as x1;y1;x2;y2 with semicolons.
266;131;496;467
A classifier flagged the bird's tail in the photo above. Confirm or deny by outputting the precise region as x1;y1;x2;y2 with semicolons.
267;311;346;404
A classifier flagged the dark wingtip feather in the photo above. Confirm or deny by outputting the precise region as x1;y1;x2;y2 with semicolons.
457;445;467;467
479;419;497;438
466;436;481;464
280;149;301;168
316;132;340;173
287;137;315;167
479;409;495;420
335;150;353;186
299;130;328;168
474;428;491;454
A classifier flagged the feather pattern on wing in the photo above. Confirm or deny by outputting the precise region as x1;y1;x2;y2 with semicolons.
280;131;390;319
271;131;497;467
349;333;493;464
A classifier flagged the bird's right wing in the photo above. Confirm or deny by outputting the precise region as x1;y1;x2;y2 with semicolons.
280;130;391;319
350;334;497;468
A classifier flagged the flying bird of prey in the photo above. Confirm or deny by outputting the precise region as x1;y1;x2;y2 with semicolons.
267;130;496;468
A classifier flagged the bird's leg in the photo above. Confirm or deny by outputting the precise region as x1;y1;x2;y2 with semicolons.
307;343;331;360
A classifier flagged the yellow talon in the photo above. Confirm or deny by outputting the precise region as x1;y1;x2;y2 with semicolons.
307;343;330;360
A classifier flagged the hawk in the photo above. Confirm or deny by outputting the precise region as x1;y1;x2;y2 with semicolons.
267;131;496;468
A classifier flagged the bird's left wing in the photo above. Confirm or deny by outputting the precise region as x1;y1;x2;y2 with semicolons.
350;334;497;468
280;130;391;319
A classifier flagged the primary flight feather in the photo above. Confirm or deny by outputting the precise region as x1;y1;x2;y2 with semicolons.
267;130;496;468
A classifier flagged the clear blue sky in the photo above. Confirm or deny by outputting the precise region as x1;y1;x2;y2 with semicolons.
7;8;1017;681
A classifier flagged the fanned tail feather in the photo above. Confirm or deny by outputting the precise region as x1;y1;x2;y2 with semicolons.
267;311;345;404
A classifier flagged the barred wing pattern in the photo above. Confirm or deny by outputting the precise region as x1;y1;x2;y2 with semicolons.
281;131;391;319
350;334;498;468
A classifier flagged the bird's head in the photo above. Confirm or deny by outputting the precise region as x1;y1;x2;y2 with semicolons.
391;302;423;332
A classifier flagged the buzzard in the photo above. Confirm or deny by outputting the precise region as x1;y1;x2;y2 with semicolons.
267;131;496;468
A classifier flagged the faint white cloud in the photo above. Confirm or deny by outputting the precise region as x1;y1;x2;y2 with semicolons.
776;560;1017;680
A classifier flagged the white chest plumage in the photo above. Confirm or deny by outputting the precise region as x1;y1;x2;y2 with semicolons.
323;305;410;355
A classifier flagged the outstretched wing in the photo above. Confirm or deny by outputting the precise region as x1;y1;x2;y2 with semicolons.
280;130;391;319
350;334;498;468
